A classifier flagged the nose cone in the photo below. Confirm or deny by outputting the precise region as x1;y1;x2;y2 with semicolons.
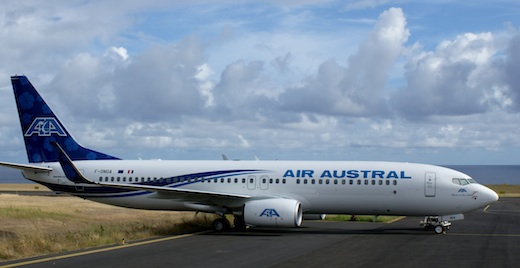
481;185;499;205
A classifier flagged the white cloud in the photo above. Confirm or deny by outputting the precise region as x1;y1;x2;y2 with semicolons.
279;7;409;116
391;31;510;117
505;33;520;111
109;47;129;61
236;134;251;148
1;2;520;165
109;38;208;121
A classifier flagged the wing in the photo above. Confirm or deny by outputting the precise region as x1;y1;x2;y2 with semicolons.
92;181;252;199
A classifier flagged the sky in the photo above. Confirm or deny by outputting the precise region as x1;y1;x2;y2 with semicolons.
1;0;520;165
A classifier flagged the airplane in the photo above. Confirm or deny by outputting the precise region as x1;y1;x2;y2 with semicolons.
0;75;499;234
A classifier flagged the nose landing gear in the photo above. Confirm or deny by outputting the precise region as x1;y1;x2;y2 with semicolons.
420;216;451;234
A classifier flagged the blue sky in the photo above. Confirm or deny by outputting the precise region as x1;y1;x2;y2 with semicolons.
1;0;520;165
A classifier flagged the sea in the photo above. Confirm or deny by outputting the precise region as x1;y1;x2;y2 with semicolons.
0;165;518;185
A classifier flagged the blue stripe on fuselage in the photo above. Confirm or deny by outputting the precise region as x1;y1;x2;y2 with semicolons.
39;169;267;198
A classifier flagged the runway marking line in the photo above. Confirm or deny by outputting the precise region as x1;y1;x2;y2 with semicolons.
386;216;406;224
1;230;211;268
448;233;520;237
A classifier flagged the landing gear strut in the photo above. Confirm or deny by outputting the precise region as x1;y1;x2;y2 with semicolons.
233;215;246;231
420;216;451;234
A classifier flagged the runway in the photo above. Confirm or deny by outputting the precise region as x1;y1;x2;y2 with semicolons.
3;198;519;268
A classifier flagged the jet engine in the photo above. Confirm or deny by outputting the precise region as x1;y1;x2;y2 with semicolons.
243;199;302;227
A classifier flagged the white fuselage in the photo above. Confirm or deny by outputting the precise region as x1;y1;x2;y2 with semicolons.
23;160;499;217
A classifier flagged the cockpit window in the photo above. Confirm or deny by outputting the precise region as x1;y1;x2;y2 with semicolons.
452;178;476;185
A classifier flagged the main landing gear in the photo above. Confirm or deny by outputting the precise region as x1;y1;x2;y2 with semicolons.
211;217;230;232
420;216;452;234
211;215;246;232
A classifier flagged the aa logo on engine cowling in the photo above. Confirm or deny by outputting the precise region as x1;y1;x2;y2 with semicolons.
24;117;66;137
259;208;280;218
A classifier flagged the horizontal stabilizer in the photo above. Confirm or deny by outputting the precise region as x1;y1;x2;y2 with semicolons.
0;161;52;172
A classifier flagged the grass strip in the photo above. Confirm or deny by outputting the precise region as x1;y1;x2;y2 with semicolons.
0;194;217;260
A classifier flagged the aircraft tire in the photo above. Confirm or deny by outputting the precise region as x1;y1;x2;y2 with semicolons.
212;218;230;232
434;225;444;234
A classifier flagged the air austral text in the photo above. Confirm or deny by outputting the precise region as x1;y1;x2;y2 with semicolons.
283;169;412;179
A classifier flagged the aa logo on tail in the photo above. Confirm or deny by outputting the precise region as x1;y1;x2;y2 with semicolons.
24;117;67;137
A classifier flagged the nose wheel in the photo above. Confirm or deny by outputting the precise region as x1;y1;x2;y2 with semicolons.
434;225;445;234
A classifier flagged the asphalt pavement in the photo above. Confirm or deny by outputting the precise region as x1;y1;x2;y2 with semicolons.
2;198;519;268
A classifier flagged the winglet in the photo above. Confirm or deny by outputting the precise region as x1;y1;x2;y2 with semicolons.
52;142;94;184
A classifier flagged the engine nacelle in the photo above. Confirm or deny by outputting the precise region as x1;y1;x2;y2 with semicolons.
243;199;302;228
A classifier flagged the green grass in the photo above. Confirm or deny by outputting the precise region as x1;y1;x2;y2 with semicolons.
324;214;404;223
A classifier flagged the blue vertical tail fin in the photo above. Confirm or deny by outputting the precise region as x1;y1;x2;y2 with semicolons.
11;75;120;163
